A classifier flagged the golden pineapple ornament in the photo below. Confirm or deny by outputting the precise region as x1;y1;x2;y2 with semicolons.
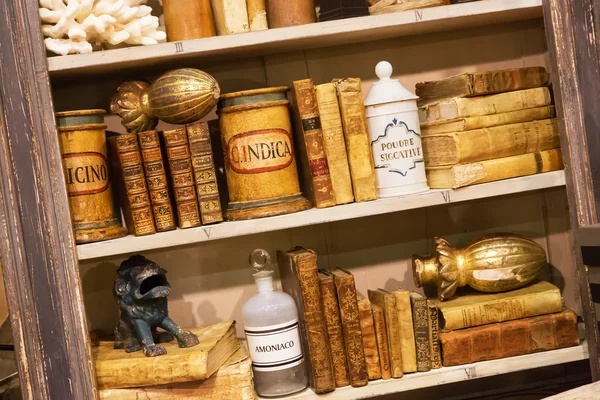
413;233;547;301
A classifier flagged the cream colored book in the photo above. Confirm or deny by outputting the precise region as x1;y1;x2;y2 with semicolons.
315;83;354;205
431;281;564;331
426;148;564;189
421;106;555;135
423;118;561;166
393;290;417;373
368;289;403;378
210;0;250;35
419;87;552;125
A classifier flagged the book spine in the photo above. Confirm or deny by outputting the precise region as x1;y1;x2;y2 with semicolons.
371;304;391;380
137;130;176;233
163;0;215;41
335;78;378;202
411;296;431;372
113;134;156;236
162;128;202;229
210;0;250;35
266;0;316;28
186;122;224;225
315;83;354;205
319;273;350;387
247;0;268;30
427;302;442;369
357;297;381;380
394;292;417;373
439;287;564;331
333;273;368;387
439;310;580;367
368;291;403;378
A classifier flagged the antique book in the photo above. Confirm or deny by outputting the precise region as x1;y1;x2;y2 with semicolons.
330;269;368;387
186;122;223;225
410;293;431;372
357;295;381;380
369;0;449;15
277;248;335;394
418;87;552;125
247;0;268;31
422;118;561;166
335;78;378;202
416;67;549;106
318;271;350;387
426;148;564;189
368;289;403;378
163;0;216;41
99;344;257;400
94;321;239;389
315;83;354;205
371;304;392;380
439;309;580;366
137;130;176;233
291;79;336;208
162;128;202;229
421;106;556;135
210;0;250;35
107;134;156;236
428;301;442;369
266;0;316;28
431;281;564;331
316;0;369;21
393;290;417;373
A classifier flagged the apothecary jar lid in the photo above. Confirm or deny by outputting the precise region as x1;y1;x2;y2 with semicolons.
364;61;418;107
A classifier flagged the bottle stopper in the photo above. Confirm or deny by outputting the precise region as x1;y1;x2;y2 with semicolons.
249;249;274;278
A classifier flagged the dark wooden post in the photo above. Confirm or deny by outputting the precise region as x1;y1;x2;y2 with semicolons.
543;0;600;380
0;1;98;398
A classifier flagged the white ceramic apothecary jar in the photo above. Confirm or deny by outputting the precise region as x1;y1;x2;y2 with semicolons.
364;61;429;197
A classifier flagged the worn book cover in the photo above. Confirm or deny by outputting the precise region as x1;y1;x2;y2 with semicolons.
334;78;378;203
410;293;431;372
422;118;560;166
439;309;580;366
416;67;549;106
419;87;552;125
368;289;403;378
371;304;392;379
357;295;381;380
318;271;350;387
393;290;417;373
291;79;336;208
187;122;223;225
426;148;564;189
431;281;564;331
211;0;250;35
330;269;368;387
427;301;442;369
277;248;335;394
315;83;354;205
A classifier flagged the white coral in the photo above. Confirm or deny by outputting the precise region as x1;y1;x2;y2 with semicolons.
39;0;167;56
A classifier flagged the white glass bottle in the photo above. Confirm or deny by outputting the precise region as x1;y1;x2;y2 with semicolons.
242;249;308;397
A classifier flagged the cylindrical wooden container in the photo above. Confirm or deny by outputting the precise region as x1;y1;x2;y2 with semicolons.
163;0;216;41
218;87;311;221
266;0;316;28
56;110;128;244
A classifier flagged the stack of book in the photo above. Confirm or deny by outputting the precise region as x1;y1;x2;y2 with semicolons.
107;122;223;237
417;67;564;189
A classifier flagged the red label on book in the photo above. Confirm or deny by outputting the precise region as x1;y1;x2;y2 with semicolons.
226;129;294;174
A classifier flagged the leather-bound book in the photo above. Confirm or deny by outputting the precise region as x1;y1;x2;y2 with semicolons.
371;304;391;380
137;130;176;233
162;128;202;229
334;78;378;203
368;289;403;378
291;79;336;208
357;295;381;380
439;309;580;367
163;0;216;41
427;301;442;369
318;271;350;387
210;0;250;35
266;0;316;28
316;0;369;21
393;290;417;373
423;119;561;166
410;293;431;372
426;148;564;189
107;134;156;236
277;248;335;394
416;67;549;106
330;269;368;387
186;122;223;225
315;83;354;205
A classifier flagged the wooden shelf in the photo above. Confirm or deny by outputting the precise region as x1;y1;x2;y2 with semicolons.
77;171;565;261
578;224;600;247
261;343;589;400
47;0;542;78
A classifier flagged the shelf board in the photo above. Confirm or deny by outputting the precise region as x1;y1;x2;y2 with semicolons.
77;170;565;261
578;224;600;247
47;0;542;77
260;343;589;400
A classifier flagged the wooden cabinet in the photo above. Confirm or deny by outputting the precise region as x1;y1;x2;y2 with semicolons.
0;0;598;398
